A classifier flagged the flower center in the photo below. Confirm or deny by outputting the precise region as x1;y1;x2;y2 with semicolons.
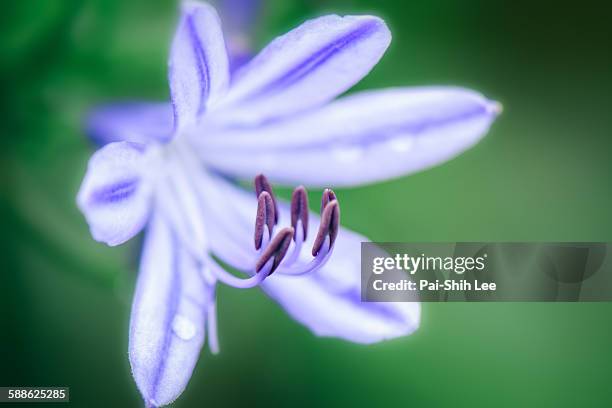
205;174;340;289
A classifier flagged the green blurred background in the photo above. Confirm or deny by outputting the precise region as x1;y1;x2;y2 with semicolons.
1;0;611;407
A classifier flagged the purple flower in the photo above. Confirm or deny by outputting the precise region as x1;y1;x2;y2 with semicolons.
77;1;500;406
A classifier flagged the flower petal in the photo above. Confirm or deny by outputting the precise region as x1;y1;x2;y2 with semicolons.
199;174;420;344
129;212;210;407
212;14;391;125
261;227;420;344
169;1;229;128
198;87;500;187
76;141;156;246
86;102;173;146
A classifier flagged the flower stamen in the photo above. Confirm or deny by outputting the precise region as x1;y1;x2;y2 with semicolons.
208;176;340;287
320;188;337;212
254;191;276;250
255;227;294;274
290;186;309;241
275;190;339;276
207;258;271;288
312;197;340;256
254;174;279;223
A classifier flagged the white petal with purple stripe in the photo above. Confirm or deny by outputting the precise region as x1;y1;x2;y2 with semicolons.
169;1;230;128
198;87;500;186
129;213;210;407
213;14;391;125
76;141;158;246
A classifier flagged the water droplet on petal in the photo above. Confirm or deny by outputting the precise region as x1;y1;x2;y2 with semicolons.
172;314;197;341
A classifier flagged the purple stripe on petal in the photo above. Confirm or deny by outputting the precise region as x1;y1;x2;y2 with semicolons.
77;141;154;246
308;103;488;150
186;14;211;116
198;87;500;187
148;229;182;402
215;15;390;125
129;214;209;406
88;178;139;205
245;20;380;101
169;2;229;129
211;98;490;152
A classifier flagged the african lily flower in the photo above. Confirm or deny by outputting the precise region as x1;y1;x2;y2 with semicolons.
77;1;500;406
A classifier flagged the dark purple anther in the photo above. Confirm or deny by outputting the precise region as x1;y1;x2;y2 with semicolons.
312;200;340;256
254;191;276;250
320;188;337;212
290;186;309;241
254;174;278;223
255;227;294;274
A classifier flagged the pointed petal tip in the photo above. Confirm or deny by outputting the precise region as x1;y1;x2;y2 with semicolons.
170;0;229;127
341;14;390;43
365;14;390;41
360;320;421;345
489;100;503;116
91;230;132;247
130;215;208;408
